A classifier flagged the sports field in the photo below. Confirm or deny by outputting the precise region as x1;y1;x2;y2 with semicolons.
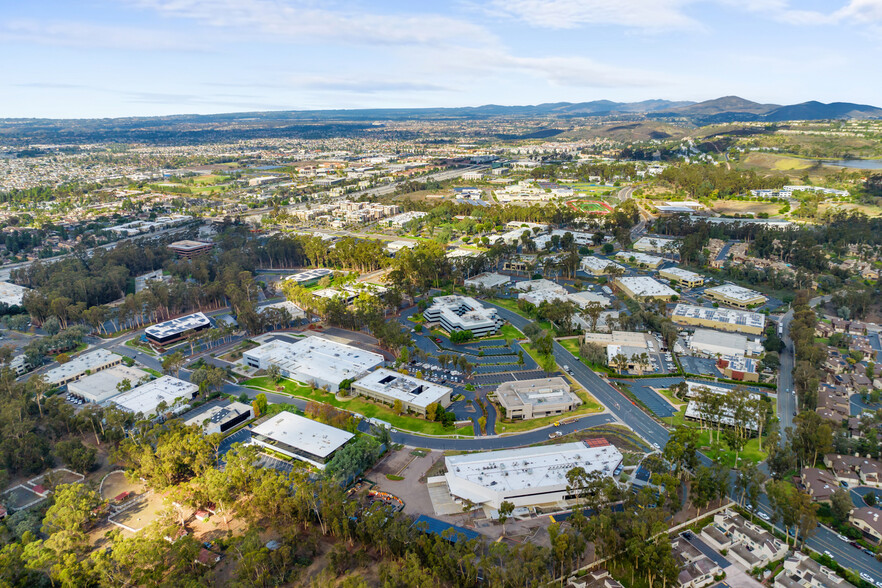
567;200;615;214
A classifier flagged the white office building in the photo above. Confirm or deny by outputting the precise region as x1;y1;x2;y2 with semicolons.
615;251;664;269
67;365;150;404
633;236;679;254
704;284;767;309
614;277;678;301
464;273;510;290
580;257;625;275
351;368;452;415
689;329;763;357
113;376;199;417
658;267;705;288
285;268;334;286
243;337;385;391
44;349;123;387
444;440;623;509
423;295;504;337
145;312;212;346
250;412;354;469
183;400;253;435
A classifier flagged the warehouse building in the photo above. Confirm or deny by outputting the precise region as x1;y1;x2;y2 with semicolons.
615;251;664;269
182;400;253;435
423;295;504;337
443;440;623;510
243;337;384;392
704;284;767;309
671;304;765;335
43;349;123;387
658;267;704;288
614;277;677;301
168;240;213;259
351;368;452;416
689;328;763;357
67;365;150;404
495;377;581;420
250;412;354;469
113;376;199;417
145;312;212;347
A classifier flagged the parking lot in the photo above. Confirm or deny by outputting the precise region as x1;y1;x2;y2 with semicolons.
679;355;719;376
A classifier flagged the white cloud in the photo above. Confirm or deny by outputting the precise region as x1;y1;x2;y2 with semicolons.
0;19;202;50
835;0;882;23
294;76;451;94
486;0;701;30
129;0;491;47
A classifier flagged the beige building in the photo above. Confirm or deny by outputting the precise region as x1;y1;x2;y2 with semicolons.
850;507;882;544
658;267;705;288
775;552;854;588
613;276;677;301
701;510;786;569
495;377;581;420
351;369;451;416
704;284;767;309
671;304;765;336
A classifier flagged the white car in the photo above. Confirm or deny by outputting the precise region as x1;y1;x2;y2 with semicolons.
824;550;833;558
837;533;849;542
860;572;872;582
757;512;770;522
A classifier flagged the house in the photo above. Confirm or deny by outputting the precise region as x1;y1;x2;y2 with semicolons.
774;551;854;588
566;569;624;588
850;507;882;544
800;468;839;503
824;454;882;488
670;536;721;588
701;510;786;568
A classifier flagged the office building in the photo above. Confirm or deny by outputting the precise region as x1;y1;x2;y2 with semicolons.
495;377;581;420
145;312;212;346
285;268;334;286
615;251;664;269
464;273;510;290
243;337;384;392
43;349;123;387
633;236;678;254
351;368;452;416
423;295;504;337
580;257;625;276
250;412;354;469
658;267;704;288
167;240;214;259
67;365;150;404
113;376;199;417
704;284;767;309
182;400;253;435
444;440;623;509
671;304;765;335
689;328;762;357
614;277;677;301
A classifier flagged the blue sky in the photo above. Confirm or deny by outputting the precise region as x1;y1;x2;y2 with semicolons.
3;0;882;118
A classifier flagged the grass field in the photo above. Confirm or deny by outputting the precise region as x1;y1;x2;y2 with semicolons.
485;298;553;331
566;199;614;214
245;377;473;437
663;408;767;468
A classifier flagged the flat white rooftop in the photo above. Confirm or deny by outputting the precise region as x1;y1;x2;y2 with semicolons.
247;337;384;385
659;267;704;281
286;268;333;283
671;304;765;330
353;368;451;410
44;349;120;385
634;236;678;252
145;312;210;339
616;251;664;266
705;284;767;303
67;365;149;403
113;376;198;415
251;412;353;459
259;300;306;319
464;273;510;289
513;279;561;292
446;441;622;495
581;256;625;273
616;276;677;298
0;281;29;306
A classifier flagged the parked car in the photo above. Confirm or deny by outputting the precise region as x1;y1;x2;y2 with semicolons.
757;512;770;522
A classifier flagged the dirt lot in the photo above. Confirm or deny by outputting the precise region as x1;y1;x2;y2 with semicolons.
711;200;782;216
367;448;437;516
100;471;144;501
109;491;167;534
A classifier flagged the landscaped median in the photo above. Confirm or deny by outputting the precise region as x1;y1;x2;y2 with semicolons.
244;376;473;437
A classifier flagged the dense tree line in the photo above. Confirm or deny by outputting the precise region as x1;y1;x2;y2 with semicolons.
658;163;786;200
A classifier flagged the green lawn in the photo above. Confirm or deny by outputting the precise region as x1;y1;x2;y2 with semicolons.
558;338;580;356
656;388;686;407
496;323;524;340
662;408;767;468
244;377;473;437
124;337;157;356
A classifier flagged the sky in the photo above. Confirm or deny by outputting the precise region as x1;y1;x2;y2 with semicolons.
2;0;882;118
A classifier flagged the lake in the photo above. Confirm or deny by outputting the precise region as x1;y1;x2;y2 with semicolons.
819;159;882;170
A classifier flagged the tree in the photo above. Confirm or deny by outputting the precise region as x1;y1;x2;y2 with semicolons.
253;393;268;416
498;501;515;536
735;461;766;514
266;363;282;383
393;399;403;415
831;488;853;524
54;440;97;474
161;351;185;377
663;425;700;479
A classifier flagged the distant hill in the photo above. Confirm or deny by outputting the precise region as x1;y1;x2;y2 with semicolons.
649;96;882;123
661;96;779;116
763;101;882;121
